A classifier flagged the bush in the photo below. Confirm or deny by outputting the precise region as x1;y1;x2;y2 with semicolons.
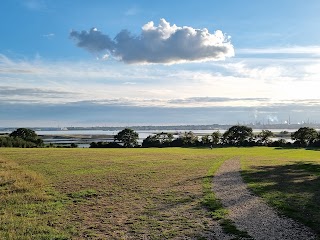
90;142;123;148
269;139;287;147
0;136;37;148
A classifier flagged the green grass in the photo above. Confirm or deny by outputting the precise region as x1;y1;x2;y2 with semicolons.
239;148;320;237
220;219;253;240
205;147;320;237
0;148;229;239
0;147;319;239
0;156;69;240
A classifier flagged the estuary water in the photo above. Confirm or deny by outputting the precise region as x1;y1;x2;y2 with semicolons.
34;129;297;148
0;129;299;148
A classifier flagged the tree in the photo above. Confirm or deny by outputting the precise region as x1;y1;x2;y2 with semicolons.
201;135;212;146
257;130;275;146
142;132;173;147
181;131;198;146
154;132;174;145
170;137;184;147
291;127;318;147
142;135;160;147
90;141;123;148
222;125;253;146
211;131;221;145
114;128;139;147
10;128;37;141
9;128;43;146
270;138;287;147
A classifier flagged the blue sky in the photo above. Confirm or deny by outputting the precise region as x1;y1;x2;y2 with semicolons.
1;0;320;127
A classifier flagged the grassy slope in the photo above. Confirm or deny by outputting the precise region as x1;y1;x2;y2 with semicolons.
0;147;319;239
204;147;320;236
0;155;69;240
0;148;229;239
239;148;320;237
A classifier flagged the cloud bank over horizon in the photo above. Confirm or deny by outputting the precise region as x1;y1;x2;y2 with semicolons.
70;18;234;64
1;99;319;127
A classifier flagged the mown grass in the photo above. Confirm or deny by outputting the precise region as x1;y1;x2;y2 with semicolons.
239;148;320;237
0;147;319;239
0;156;69;239
202;147;320;237
0;148;230;239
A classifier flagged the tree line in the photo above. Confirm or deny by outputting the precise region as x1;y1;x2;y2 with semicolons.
1;126;319;148
90;126;320;148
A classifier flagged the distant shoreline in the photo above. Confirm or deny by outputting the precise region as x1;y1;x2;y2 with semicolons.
1;123;320;132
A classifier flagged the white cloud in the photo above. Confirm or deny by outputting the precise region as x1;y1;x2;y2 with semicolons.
223;62;283;80
123;82;136;85
237;46;320;56
43;33;55;39
0;86;77;104
70;18;234;64
1;52;320;107
2;51;320;126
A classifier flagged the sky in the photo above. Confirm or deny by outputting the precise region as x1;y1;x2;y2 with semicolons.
1;0;320;127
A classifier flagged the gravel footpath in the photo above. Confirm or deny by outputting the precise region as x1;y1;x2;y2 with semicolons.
212;157;317;240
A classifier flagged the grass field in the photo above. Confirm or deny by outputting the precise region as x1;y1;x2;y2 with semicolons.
0;147;319;239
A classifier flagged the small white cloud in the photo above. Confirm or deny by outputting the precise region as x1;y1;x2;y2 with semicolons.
123;82;137;85
70;18;234;64
43;33;55;39
238;46;320;56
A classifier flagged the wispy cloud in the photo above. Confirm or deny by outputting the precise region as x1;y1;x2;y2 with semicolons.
169;97;270;104
0;86;78;103
123;82;136;85
1;100;320;127
0;54;41;74
70;18;234;64
1;53;320;107
0;86;72;97
43;33;55;39
238;46;320;57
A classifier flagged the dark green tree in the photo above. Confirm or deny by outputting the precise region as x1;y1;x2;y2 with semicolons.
291;127;318;147
222;125;253;146
211;131;221;145
154;132;173;145
114;128;139;147
9;128;43;146
142;132;174;147
257;130;275;146
142;135;160;147
10;128;37;140
70;143;78;148
201;135;212;145
181;131;198;146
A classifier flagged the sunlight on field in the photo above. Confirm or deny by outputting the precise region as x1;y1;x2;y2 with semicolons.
0;147;319;239
239;148;320;236
0;148;228;239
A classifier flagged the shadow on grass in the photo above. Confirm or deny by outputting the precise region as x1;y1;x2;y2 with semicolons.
242;162;320;237
274;146;320;151
306;148;320;151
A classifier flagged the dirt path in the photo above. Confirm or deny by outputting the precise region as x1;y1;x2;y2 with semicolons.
212;157;317;240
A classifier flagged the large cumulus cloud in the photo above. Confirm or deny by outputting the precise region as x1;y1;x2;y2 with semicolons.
70;18;234;64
